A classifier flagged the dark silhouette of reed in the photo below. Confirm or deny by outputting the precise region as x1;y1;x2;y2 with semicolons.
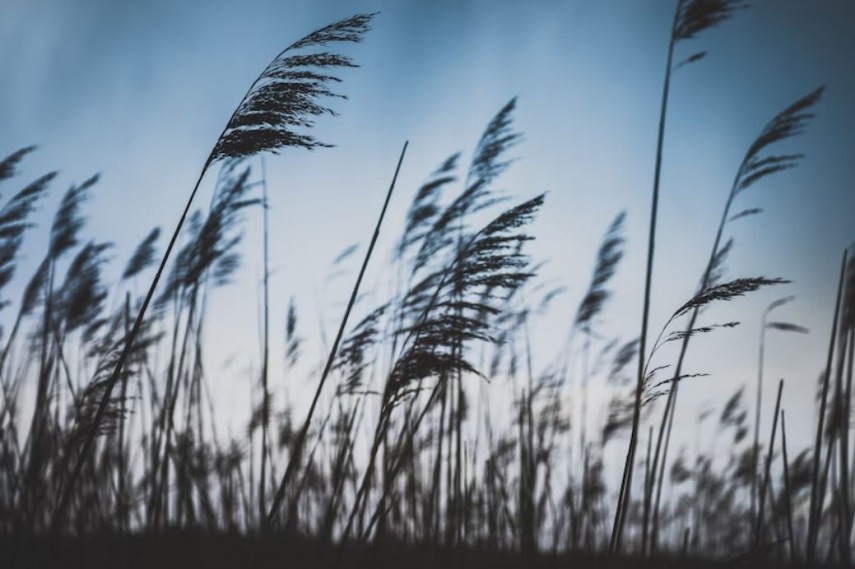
611;0;745;553
0;5;851;569
53;12;377;530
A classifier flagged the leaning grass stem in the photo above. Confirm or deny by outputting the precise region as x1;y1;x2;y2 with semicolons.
53;13;377;524
266;141;408;529
807;250;848;561
752;305;768;527
611;4;678;554
753;378;783;547
780;409;797;563
259;154;271;523
54;146;216;531
843;307;855;558
649;152;744;556
836;295;852;562
117;292;131;532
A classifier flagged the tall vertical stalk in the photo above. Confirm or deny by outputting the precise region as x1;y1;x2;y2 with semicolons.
836;254;853;563
258;155;271;522
610;3;679;554
753;378;783;546
753;304;768;525
753;296;799;527
117;292;131;532
780;409;797;563
807;250;848;562
842;282;855;561
649;83;825;553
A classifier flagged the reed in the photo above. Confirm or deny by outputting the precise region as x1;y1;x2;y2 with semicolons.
53;13;377;529
807;250;848;562
0;6;848;567
612;0;745;553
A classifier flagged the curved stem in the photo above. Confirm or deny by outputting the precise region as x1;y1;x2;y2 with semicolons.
610;4;678;553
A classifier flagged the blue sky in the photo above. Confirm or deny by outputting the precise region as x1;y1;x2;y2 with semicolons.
1;0;854;474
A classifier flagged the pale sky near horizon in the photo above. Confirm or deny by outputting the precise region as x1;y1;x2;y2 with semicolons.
1;0;854;490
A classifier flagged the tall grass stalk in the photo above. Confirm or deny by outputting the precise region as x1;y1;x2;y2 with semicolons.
612;0;745;552
258;155;271;522
266;141;408;529
753;378;783;547
807;250;848;562
52;13;377;529
780;409;797;563
753;297;806;526
609;4;678;552
648;85;825;553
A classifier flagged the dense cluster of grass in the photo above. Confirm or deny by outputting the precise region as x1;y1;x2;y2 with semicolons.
1;3;853;567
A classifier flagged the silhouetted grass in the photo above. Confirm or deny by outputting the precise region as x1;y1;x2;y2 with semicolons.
0;5;852;569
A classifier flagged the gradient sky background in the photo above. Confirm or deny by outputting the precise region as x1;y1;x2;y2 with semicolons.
1;0;854;484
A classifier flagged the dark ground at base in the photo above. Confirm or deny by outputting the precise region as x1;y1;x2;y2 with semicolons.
0;534;832;568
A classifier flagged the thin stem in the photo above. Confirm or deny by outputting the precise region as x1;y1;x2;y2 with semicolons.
753;308;767;528
780;410;797;563
807;250;848;561
259;154;271;521
266;141;408;529
611;4;678;553
837;298;852;563
753;378;783;547
52;47;278;528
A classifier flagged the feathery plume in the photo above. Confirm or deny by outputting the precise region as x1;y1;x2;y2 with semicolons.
673;277;788;320
737;87;825;194
285;296;301;369
50;174;99;260
122;227;161;280
765;321;809;334
0;146;37;183
396;153;460;260
58;241;112;334
211;13;376;161
674;0;746;43
575;212;626;333
0;172;55;293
